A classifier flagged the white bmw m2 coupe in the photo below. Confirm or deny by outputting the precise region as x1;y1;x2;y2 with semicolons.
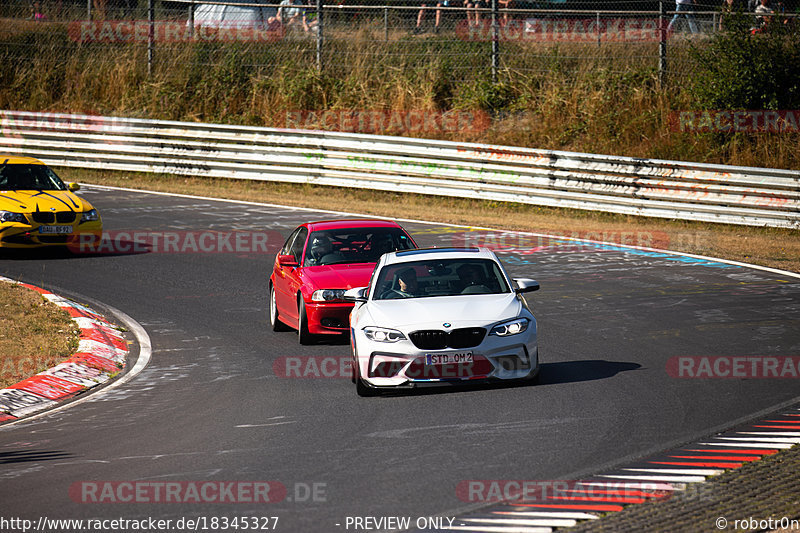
345;247;540;396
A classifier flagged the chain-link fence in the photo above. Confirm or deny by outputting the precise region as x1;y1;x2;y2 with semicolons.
3;0;797;83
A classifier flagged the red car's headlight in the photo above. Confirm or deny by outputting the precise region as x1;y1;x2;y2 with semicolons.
311;289;347;302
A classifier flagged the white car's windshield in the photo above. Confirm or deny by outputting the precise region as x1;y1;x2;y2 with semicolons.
374;258;510;300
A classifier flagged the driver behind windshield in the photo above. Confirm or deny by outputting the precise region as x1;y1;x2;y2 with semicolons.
396;267;420;297
305;233;344;266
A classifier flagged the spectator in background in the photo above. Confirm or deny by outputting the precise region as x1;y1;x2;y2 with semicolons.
92;0;107;19
667;0;699;34
466;0;487;27
415;0;462;33
719;0;736;29
270;0;310;31
498;0;513;25
29;0;45;19
754;0;774;27
304;0;319;32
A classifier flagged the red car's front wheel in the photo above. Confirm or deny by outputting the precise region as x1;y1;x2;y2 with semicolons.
297;298;314;345
269;285;290;332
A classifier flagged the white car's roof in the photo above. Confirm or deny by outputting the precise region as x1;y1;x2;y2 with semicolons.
381;247;498;266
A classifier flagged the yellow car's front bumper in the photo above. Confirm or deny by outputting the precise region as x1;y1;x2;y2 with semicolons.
0;219;103;249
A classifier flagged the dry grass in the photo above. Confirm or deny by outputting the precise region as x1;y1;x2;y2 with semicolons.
70;167;800;274
0;282;80;388
2;22;799;169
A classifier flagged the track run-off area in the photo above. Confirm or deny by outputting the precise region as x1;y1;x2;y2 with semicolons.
1;185;799;532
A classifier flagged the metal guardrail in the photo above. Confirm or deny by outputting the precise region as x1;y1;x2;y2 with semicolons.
1;110;798;228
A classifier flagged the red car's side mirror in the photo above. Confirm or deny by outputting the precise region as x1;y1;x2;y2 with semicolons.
277;254;299;267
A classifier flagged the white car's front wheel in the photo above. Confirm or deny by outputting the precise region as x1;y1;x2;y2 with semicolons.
353;354;378;397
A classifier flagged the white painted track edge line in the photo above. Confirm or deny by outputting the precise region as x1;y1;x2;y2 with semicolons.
462;518;577;527
699;442;793;449
492;512;599;520
81;184;800;280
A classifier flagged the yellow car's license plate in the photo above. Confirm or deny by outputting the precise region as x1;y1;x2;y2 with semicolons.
39;225;72;234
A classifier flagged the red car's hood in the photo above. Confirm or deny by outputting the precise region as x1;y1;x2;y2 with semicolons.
301;263;377;289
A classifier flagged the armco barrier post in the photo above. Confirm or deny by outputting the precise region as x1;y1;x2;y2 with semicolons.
148;0;155;75
491;0;498;83
659;0;667;87
316;0;324;71
189;0;195;38
596;11;601;46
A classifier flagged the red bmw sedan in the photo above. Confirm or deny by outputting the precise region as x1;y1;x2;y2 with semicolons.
269;219;417;344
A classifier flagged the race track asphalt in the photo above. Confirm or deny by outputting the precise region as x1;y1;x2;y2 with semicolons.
1;186;798;532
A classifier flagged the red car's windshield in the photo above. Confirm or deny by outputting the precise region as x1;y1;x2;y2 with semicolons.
304;227;414;266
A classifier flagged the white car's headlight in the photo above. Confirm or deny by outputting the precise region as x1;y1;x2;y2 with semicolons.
490;318;529;336
311;289;346;302
80;209;99;223
363;327;406;343
0;211;27;224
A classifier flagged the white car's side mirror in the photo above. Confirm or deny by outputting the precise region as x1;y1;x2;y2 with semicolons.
343;287;368;302
513;279;540;294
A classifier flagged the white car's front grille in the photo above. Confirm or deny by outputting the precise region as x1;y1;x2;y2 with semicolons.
408;327;486;350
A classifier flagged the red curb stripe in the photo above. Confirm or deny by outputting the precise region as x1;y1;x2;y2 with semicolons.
648;460;743;468
18;283;48;294
514;503;625;512
569;489;671;498
68;353;121;373
80;329;128;351
0;413;17;422
684;449;779;455
669;455;761;461
551;495;649;504
753;425;800;429
80;325;125;341
9;374;84;401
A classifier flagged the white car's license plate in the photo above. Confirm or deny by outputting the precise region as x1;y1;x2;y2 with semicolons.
38;225;72;234
426;352;473;365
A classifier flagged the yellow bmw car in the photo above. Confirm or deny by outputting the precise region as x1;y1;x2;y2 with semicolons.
0;155;102;248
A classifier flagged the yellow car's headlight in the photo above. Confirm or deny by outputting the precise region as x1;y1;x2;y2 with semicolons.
80;209;100;223
0;211;27;224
